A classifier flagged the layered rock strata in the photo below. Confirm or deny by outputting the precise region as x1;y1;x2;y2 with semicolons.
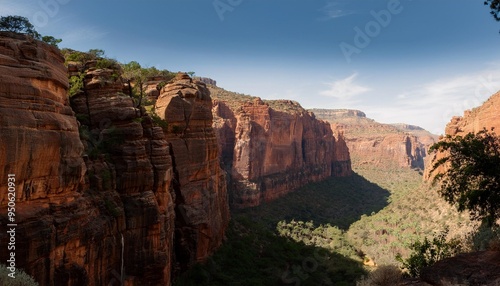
155;74;229;269
311;109;438;170
0;34;228;285
210;87;352;208
424;90;500;179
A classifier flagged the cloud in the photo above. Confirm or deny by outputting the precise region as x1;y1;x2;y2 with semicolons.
320;73;370;100
319;1;355;20
360;68;500;135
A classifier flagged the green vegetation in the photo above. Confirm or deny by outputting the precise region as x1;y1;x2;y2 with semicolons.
396;229;462;277
429;128;500;226
122;60;176;108
0;15;61;47
0;15;39;38
68;72;85;97
78;125;124;160
356;265;402;286
0;264;38;286
175;215;366;286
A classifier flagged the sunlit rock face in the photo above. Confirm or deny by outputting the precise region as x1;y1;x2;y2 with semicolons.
155;73;230;270
0;34;230;286
424;90;500;180
311;109;437;171
211;88;352;209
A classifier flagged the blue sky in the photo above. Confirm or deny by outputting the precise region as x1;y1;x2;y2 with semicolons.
2;0;500;134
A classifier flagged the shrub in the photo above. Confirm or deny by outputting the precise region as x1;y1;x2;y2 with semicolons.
356;265;402;286
396;229;462;277
0;264;38;286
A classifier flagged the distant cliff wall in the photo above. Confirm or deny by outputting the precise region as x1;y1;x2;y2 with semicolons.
211;87;351;208
311;109;438;170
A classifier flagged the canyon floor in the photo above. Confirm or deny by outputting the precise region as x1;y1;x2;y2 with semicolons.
175;162;472;286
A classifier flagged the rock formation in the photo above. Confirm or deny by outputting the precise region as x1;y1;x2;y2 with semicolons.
0;34;228;285
444;91;500;136
424;90;500;179
155;73;229;270
311;109;438;170
210;87;352;208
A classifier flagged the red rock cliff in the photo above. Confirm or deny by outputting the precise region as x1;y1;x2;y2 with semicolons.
210;87;352;208
424;90;500;180
311;109;438;170
155;74;229;270
0;34;228;285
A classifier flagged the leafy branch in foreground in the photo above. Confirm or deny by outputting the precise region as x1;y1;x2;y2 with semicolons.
429;128;500;226
396;228;462;278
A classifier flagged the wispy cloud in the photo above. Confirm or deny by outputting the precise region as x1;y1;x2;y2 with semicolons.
320;73;370;100
319;1;355;20
360;67;500;135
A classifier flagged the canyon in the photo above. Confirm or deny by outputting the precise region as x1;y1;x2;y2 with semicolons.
0;33;352;285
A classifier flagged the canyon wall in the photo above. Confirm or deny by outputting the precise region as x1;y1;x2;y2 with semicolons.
0;33;228;285
311;109;438;170
155;74;229;270
210;87;352;208
424;90;500;179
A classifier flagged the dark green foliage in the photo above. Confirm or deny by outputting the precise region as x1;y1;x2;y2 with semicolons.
0;15;40;38
121;61;176;107
396;229;462;277
430;128;500;226
485;0;500;21
78;125;124;160
175;215;366;286
95;58;119;70
149;110;168;131
41;35;62;47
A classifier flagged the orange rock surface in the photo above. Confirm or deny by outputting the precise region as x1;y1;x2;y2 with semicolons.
211;87;352;208
311;109;438;170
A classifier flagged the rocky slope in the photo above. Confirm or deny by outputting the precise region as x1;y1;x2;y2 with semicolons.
0;34;228;285
311;109;438;170
210;87;352;208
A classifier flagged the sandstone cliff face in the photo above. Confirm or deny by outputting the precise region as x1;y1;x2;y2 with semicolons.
0;34;228;286
155;74;229;269
210;87;351;208
444;91;500;136
424;90;500;179
311;109;438;170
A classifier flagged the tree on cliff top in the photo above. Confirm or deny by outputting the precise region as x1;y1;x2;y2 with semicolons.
429;128;500;226
0;15;62;46
0;15;40;38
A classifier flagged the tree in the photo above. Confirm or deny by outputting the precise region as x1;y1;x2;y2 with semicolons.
187;71;195;78
42;35;62;47
0;15;40;39
429;128;500;226
485;0;500;21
